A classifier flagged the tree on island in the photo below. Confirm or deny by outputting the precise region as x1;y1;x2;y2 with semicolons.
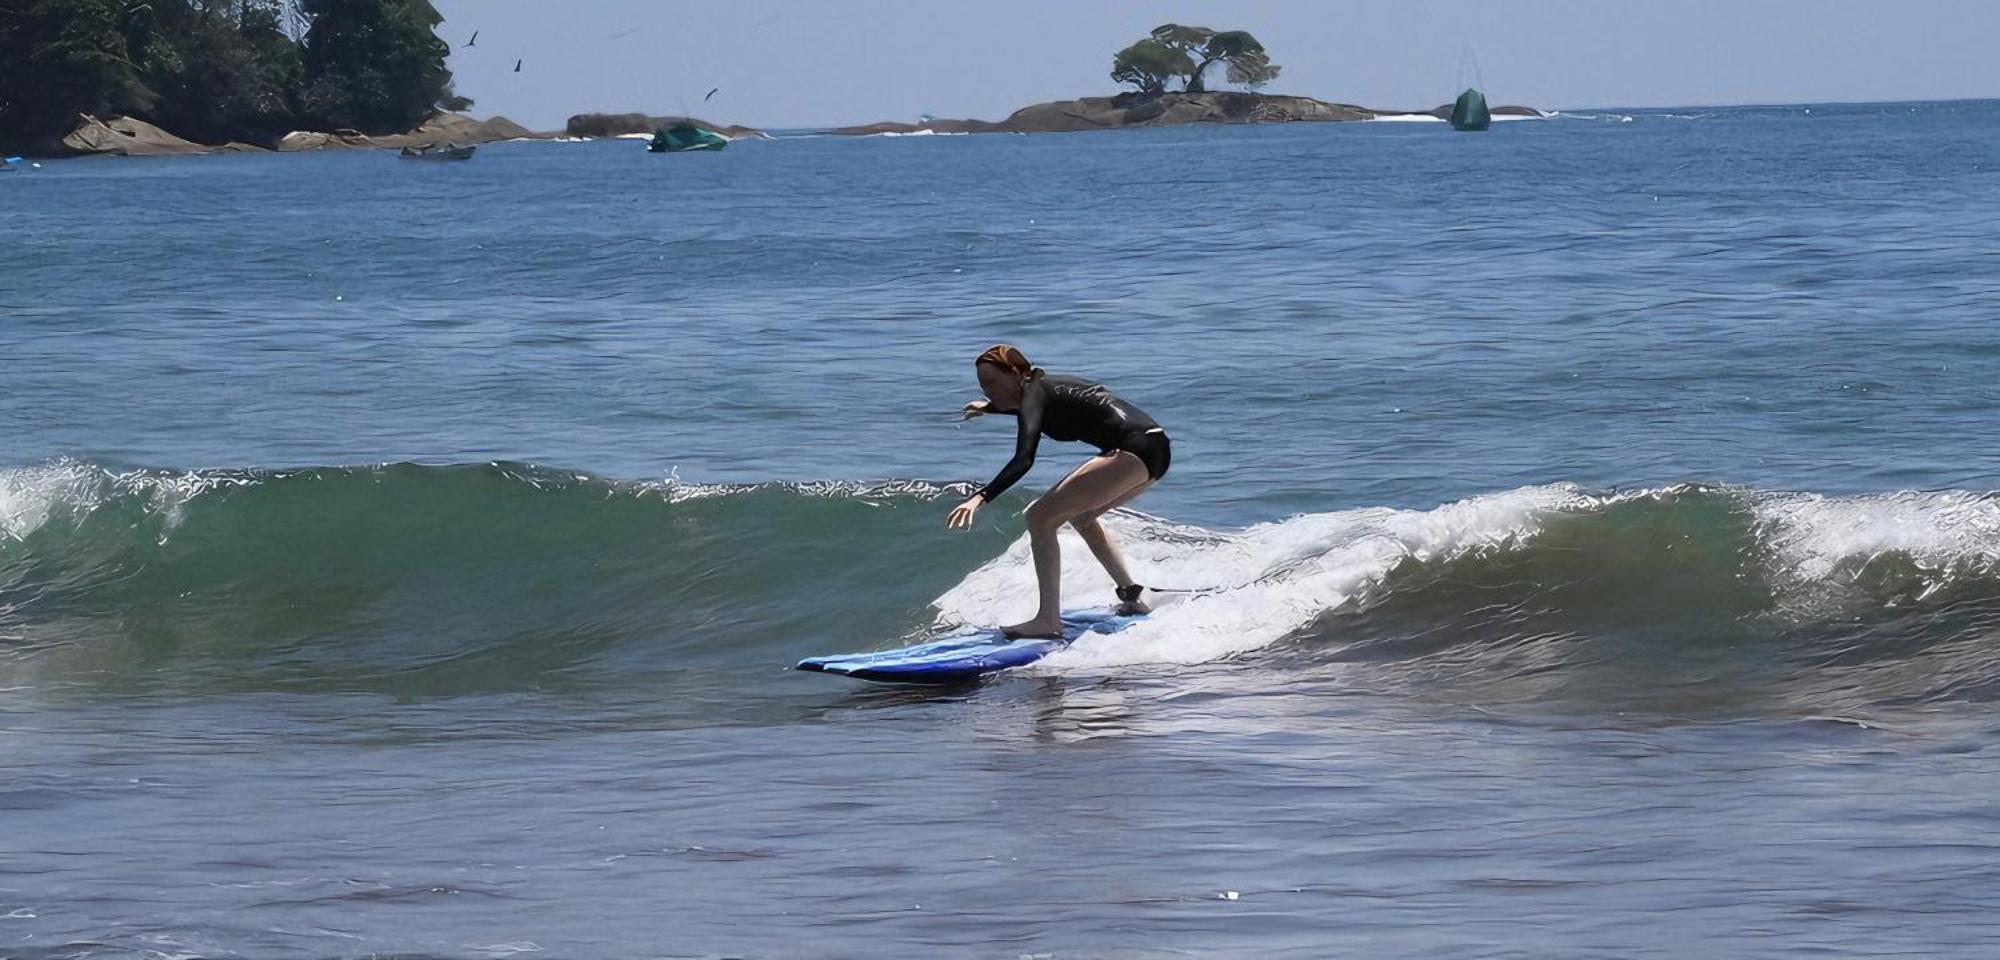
1110;23;1280;96
0;0;469;150
1192;30;1280;91
1109;38;1193;96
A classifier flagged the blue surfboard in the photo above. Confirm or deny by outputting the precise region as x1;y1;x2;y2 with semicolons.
796;609;1143;684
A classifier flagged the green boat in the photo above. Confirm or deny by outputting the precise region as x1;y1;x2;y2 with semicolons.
648;123;729;153
1449;88;1491;132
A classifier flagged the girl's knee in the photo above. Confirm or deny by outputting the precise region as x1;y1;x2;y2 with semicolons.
1025;498;1067;532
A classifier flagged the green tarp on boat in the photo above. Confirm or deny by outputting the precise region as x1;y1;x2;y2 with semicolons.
1450;88;1491;131
649;124;729;152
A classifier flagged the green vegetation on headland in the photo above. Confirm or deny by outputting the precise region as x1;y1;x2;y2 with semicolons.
0;0;477;154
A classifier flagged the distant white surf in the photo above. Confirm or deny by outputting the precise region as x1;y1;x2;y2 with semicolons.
1365;112;1550;124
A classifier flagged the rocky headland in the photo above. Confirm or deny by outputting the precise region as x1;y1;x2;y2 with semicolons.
38;111;770;158
46;112;547;158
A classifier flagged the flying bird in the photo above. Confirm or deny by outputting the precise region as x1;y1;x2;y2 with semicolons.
704;87;719;102
609;27;642;39
514;59;523;73
464;30;477;47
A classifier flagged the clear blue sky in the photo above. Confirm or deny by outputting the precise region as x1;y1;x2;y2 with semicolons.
433;0;1997;130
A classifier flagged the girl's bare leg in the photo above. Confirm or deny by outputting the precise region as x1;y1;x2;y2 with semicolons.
1002;452;1150;638
1069;472;1154;611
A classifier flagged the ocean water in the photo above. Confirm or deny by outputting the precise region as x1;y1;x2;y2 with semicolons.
5;101;2000;958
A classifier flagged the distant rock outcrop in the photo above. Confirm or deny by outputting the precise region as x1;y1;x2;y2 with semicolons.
834;92;1372;136
833;91;1548;136
59;115;217;156
565;113;762;140
49;112;542;157
275;113;541;151
831;118;1006;136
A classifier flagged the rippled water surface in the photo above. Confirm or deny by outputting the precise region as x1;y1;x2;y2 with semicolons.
6;102;2000;958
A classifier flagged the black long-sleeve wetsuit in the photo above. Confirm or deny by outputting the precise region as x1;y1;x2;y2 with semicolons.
975;374;1171;503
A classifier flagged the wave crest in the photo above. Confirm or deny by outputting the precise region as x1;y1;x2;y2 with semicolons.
9;460;2000;711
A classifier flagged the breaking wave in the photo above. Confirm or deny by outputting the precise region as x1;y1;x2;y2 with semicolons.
8;460;2000;713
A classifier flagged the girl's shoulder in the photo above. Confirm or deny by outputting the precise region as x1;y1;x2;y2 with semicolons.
1040;374;1110;403
1040;373;1102;393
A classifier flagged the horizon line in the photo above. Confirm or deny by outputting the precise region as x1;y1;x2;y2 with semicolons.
526;94;1999;131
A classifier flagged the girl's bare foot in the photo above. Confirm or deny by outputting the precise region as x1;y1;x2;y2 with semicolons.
1002;618;1063;640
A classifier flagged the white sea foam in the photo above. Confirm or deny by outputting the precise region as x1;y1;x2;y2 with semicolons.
0;461;242;543
934;484;1593;670
936;482;2000;671
1752;490;2000;585
1364;112;1547;124
0;460;104;541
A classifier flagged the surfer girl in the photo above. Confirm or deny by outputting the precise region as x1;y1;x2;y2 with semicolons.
946;344;1171;638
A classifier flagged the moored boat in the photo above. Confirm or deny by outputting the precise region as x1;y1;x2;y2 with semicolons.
1449;88;1491;131
399;142;477;161
647;123;728;153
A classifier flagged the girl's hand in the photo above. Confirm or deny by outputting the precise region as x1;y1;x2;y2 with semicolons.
946;495;982;530
961;400;990;420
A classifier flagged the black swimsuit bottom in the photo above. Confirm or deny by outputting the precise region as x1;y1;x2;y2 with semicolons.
1118;428;1172;482
976;374;1170;502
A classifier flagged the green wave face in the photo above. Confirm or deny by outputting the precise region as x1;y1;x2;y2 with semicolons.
0;461;1006;700
9;462;2000;718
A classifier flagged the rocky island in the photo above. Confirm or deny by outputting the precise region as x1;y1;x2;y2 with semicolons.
832;24;1542;136
832;91;1544;136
